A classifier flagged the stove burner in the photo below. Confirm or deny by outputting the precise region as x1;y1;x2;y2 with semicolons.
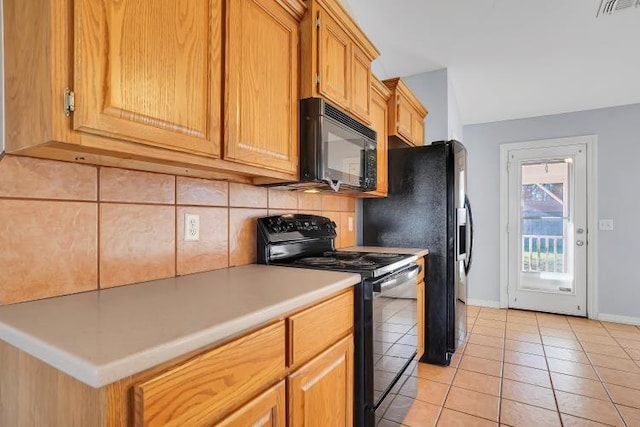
325;251;361;260
341;259;376;267
363;253;402;261
296;257;339;266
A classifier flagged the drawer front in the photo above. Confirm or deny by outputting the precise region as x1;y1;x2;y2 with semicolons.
134;321;286;427
417;257;425;284
288;289;354;367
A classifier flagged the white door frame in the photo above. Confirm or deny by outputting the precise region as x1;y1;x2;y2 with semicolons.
499;135;598;318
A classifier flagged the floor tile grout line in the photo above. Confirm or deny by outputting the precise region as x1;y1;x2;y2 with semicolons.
432;311;477;426
563;317;630;426
498;308;507;426
396;308;635;425
574;318;631;424
532;311;565;426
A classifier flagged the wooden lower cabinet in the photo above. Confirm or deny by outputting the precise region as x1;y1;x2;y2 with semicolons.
217;381;286;427
288;335;354;427
417;280;425;360
0;289;355;427
416;256;426;360
288;291;354;368
133;321;286;427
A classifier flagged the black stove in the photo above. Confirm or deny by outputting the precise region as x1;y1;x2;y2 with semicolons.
257;214;419;427
257;214;415;278
287;250;413;274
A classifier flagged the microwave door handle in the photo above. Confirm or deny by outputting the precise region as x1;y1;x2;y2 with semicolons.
373;265;420;293
322;178;342;192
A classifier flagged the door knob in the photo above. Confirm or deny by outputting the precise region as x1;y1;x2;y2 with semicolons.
576;240;584;246
577;228;585;234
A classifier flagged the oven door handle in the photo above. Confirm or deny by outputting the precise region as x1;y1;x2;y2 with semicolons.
372;264;420;293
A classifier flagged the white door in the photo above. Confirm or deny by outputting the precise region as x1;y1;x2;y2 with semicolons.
507;143;587;316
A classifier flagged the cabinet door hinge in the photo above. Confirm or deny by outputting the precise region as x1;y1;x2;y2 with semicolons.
316;73;320;86
64;89;75;117
316;16;320;28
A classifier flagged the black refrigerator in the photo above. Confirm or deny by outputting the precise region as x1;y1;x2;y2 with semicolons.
363;140;473;365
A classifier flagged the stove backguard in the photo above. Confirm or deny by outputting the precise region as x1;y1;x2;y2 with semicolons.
257;214;338;263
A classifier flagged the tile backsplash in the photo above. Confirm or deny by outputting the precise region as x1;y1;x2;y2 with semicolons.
0;155;357;305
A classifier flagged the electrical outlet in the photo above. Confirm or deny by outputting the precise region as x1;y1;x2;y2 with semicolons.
184;214;200;241
599;219;614;231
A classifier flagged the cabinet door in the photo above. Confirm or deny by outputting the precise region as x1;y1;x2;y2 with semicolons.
412;114;425;146
417;280;425;360
225;0;299;174
288;335;354;427
351;45;371;123
74;0;221;156
369;89;388;196
317;10;350;108
396;94;414;144
217;381;285;427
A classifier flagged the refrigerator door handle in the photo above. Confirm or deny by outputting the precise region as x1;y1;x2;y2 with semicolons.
456;208;468;261
464;196;474;275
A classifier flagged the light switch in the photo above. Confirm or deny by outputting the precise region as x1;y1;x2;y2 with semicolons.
598;219;614;231
348;216;354;232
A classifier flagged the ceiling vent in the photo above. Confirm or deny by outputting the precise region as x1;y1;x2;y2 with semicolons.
597;0;640;16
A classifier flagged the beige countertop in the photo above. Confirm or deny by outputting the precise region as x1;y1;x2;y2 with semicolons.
0;265;360;388
344;246;429;258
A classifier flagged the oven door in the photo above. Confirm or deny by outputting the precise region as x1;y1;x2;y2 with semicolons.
370;264;419;414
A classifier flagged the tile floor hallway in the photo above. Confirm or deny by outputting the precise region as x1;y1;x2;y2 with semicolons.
377;306;640;426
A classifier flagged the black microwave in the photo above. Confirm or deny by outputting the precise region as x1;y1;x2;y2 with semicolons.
298;98;377;193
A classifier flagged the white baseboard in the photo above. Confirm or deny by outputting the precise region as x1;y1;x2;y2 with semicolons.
467;299;501;308
597;313;640;326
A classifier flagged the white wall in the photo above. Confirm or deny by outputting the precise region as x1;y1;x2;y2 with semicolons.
447;77;463;142
404;68;463;144
464;103;640;319
404;69;448;143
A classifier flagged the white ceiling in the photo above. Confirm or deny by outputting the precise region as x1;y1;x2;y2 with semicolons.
342;0;640;124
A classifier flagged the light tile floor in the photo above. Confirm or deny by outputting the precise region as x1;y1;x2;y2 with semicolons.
377;306;640;426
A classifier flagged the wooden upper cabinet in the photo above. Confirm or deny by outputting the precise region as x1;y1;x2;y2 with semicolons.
224;0;303;174
301;0;379;124
383;78;428;147
317;9;351;107
366;76;392;197
396;95;415;142
4;0;303;185
351;45;372;121
74;0;221;156
412;114;425;146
